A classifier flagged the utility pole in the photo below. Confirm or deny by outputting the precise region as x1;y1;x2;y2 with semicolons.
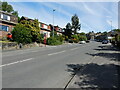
53;9;55;37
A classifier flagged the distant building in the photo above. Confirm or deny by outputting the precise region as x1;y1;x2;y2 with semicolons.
0;11;18;39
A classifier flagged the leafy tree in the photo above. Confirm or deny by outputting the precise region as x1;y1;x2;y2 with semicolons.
50;30;57;37
0;1;2;10
6;4;13;13
2;2;13;12
71;14;81;34
2;2;8;11
12;11;18;17
79;32;86;36
11;24;32;44
1;1;19;17
20;19;41;42
64;23;72;39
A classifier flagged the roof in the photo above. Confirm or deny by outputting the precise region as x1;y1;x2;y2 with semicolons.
20;16;34;21
0;10;17;17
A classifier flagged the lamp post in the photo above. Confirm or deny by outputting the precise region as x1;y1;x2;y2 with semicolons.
110;20;112;31
53;9;55;37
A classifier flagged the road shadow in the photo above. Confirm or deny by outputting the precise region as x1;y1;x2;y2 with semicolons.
94;45;120;51
88;45;120;61
86;52;120;61
66;63;120;89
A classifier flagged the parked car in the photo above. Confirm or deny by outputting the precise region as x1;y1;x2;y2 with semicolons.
79;41;86;44
102;40;109;44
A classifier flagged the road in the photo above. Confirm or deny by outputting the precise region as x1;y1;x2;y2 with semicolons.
2;41;102;88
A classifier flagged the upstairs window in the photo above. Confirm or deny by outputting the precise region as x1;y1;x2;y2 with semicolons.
1;14;10;21
0;25;9;32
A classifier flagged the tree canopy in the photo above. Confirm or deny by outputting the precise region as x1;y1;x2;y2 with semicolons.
1;1;18;17
12;19;42;44
64;23;72;39
71;14;81;34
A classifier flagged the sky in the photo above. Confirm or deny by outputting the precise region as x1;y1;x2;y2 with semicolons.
7;0;118;33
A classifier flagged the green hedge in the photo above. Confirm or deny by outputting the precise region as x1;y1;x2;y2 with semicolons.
47;37;62;45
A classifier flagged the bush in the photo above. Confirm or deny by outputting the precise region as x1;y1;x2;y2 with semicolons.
78;35;87;41
2;37;7;41
56;35;64;42
11;24;32;44
71;35;79;43
47;37;62;45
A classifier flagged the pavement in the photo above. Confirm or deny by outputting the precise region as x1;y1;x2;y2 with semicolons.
66;43;120;89
1;41;119;89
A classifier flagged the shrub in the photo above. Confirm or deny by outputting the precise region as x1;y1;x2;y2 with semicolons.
11;24;32;44
56;35;64;42
71;35;79;43
2;36;7;41
47;37;62;45
78;35;87;41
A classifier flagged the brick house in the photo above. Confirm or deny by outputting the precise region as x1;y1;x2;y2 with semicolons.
54;25;63;35
0;11;18;39
20;16;64;38
40;22;51;38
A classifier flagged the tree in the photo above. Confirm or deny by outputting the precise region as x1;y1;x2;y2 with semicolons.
2;2;8;11
0;1;2;10
20;19;41;42
11;24;32;44
64;23;72;39
71;14;81;34
6;4;13;13
1;1;19;17
50;30;57;37
79;32;86;36
2;2;13;12
12;11;18;17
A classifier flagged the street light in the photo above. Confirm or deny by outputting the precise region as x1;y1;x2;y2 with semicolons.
53;9;55;37
110;20;112;31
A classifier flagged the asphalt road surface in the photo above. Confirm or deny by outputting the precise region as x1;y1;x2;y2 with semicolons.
2;41;102;88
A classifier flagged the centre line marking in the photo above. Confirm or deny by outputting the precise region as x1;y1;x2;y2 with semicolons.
48;50;66;56
0;58;33;68
70;47;79;50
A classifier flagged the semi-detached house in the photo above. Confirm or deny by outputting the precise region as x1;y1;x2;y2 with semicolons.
0;11;18;39
20;16;63;38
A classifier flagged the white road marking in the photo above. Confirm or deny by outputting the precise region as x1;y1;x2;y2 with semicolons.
0;58;33;68
70;47;79;50
48;50;66;56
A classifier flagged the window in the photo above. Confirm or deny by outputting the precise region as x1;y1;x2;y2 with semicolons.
0;25;9;32
1;14;10;21
0;14;3;18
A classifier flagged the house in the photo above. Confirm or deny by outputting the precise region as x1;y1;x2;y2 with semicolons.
54;26;63;35
40;22;51;38
20;16;51;38
19;16;63;38
19;16;34;22
0;11;18;39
